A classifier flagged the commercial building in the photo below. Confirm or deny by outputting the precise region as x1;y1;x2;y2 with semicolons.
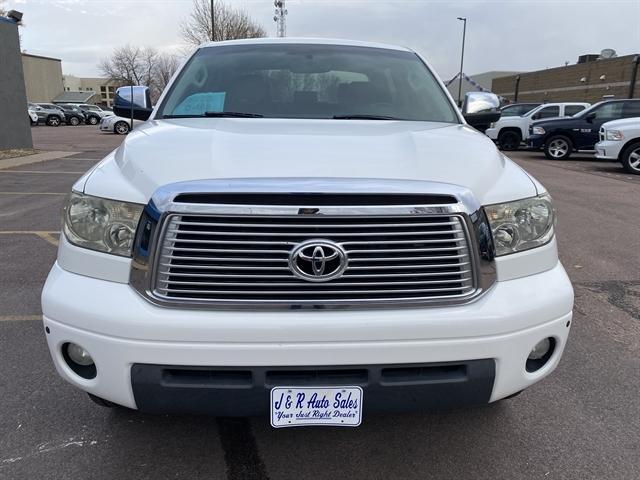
62;75;120;107
493;53;640;104
21;52;64;103
18;56;119;106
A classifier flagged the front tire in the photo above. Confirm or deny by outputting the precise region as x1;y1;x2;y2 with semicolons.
620;141;640;175
544;135;572;160
46;115;61;127
498;130;521;151
88;115;99;125
114;121;130;135
69;116;80;126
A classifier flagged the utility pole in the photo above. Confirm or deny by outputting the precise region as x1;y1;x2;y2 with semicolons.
273;0;287;38
456;17;467;108
210;0;215;41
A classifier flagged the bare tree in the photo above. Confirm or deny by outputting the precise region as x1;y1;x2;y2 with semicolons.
180;0;266;47
99;45;180;102
154;54;181;93
99;45;155;86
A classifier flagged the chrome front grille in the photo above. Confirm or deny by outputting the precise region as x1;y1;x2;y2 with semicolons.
151;213;477;306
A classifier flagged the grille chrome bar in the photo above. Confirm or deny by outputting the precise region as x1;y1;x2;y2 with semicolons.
129;179;498;310
158;270;472;279
151;212;477;306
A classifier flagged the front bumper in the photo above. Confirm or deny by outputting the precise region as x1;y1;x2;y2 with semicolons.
528;135;545;149
594;141;621;160
42;261;573;414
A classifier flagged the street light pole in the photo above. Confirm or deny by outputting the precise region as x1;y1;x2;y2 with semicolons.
210;0;215;41
456;17;467;108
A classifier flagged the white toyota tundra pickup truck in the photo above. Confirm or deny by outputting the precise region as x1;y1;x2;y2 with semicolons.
42;38;573;427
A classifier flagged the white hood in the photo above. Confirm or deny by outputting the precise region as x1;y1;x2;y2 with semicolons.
83;118;538;206
601;117;640;130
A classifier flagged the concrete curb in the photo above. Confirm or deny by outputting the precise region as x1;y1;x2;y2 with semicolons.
0;150;79;170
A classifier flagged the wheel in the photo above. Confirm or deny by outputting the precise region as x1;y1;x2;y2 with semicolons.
46;115;61;127
87;393;116;408
88;115;99;125
620;141;640;175
69;116;80;126
498;130;521;151
544;135;572;160
114;121;130;135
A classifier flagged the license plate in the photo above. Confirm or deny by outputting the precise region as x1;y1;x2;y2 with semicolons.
270;386;363;428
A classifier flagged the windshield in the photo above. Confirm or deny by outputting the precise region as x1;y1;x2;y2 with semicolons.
157;44;459;123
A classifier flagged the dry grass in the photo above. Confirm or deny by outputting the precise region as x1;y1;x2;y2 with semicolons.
0;149;39;160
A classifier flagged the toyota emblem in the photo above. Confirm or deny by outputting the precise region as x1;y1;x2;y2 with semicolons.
289;240;347;282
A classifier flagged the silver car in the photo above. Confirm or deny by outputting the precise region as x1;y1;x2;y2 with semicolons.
30;102;65;127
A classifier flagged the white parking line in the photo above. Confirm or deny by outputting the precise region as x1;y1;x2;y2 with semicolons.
34;232;60;247
0;231;60;247
0;315;41;322
0;192;66;195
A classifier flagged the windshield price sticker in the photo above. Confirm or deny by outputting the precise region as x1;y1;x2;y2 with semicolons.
270;387;363;428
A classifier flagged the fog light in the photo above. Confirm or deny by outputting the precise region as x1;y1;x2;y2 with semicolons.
67;343;94;366
62;342;97;379
528;338;551;360
526;337;556;373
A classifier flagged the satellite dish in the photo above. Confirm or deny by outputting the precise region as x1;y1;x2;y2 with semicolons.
600;48;617;59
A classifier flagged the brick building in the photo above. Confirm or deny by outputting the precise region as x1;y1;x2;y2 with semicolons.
492;54;640;104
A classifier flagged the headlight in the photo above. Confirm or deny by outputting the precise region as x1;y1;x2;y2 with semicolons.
488;122;496;129
63;192;144;256
484;193;555;256
532;126;545;135
605;130;624;141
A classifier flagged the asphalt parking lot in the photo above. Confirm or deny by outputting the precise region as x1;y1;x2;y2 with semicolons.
1;125;638;480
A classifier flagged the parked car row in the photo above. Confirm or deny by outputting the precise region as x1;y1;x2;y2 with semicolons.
27;102;113;126
487;102;590;150
484;99;640;175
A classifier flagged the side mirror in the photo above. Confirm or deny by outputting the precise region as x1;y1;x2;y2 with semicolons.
462;92;501;132
113;86;153;121
585;112;596;123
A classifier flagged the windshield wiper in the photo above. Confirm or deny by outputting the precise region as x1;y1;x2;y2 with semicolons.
204;111;264;118
162;111;264;119
333;114;402;120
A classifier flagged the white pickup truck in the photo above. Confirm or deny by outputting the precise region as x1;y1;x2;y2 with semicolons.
41;38;573;426
486;102;590;150
595;117;640;174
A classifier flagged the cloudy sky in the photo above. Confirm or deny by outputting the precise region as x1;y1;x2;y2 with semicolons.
10;0;640;81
